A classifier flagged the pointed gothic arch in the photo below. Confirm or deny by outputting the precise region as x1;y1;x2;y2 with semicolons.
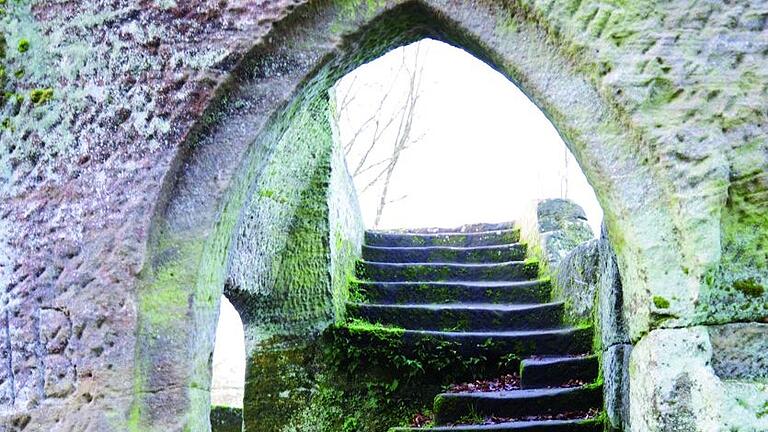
131;1;708;430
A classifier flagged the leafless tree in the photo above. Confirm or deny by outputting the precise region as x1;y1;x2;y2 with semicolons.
333;43;427;227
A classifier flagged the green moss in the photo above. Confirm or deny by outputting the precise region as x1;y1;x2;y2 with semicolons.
757;401;768;419
582;377;604;391
346;318;405;334
220;77;351;432
284;370;419;432
277;323;433;432
210;406;242;432
456;407;484;425
653;295;670;309
17;38;29;53
257;188;288;203
733;278;765;297
30;88;53;105
698;140;768;322
577;410;607;426
523;257;539;266
243;342;320;432
348;278;368;303
644;77;682;107
136;239;206;327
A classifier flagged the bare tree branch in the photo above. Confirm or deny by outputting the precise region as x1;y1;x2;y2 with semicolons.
373;44;426;227
334;42;429;227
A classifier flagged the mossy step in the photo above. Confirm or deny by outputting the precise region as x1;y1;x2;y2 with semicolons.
355;261;538;282
327;324;594;388
385;221;516;234
362;244;527;264
389;418;602;431
353;280;552;304
401;328;593;358
520;356;599;389
337;324;593;361
433;386;602;425
346;302;564;331
365;228;520;247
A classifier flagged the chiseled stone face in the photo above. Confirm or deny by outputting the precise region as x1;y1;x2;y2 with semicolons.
630;325;768;432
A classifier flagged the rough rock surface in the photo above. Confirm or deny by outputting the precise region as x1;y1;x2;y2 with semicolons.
532;203;631;431
630;325;768;432
604;343;632;431
596;225;632;431
553;239;600;323
1;0;768;431
521;198;595;270
521;199;597;326
597;224;630;350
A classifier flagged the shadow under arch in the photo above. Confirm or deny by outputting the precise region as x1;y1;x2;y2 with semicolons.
131;1;682;430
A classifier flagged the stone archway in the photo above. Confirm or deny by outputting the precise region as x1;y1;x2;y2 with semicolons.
4;1;767;431
118;1;767;431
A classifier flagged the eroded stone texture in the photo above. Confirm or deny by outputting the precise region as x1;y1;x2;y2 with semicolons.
521;199;597;325
554;239;600;323
537;204;631;430
605;343;632;431
597;224;630;350
224;92;362;432
708;323;768;381
520;198;595;271
597;225;632;431
1;0;767;430
630;325;768;432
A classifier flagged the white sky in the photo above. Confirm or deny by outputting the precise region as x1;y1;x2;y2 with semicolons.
336;39;601;233
211;39;603;407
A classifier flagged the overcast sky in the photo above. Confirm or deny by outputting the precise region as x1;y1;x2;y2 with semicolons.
211;39;603;407
337;39;602;233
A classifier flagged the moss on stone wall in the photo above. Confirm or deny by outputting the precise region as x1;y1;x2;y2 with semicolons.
328;87;365;322
224;92;337;432
47;0;768;430
698;149;768;324
283;321;457;432
652;296;670;309
0;0;57;138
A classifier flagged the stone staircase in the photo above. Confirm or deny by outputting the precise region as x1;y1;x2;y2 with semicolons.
347;223;603;431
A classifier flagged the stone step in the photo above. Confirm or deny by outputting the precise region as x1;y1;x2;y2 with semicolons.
365;228;520;248
331;324;594;386
353;280;552;305
356;261;538;282
398;328;594;358
386;221;517;235
433;386;602;425
339;324;593;360
346;302;564;331
389;418;602;431
520;356;599;389
362;244;527;264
